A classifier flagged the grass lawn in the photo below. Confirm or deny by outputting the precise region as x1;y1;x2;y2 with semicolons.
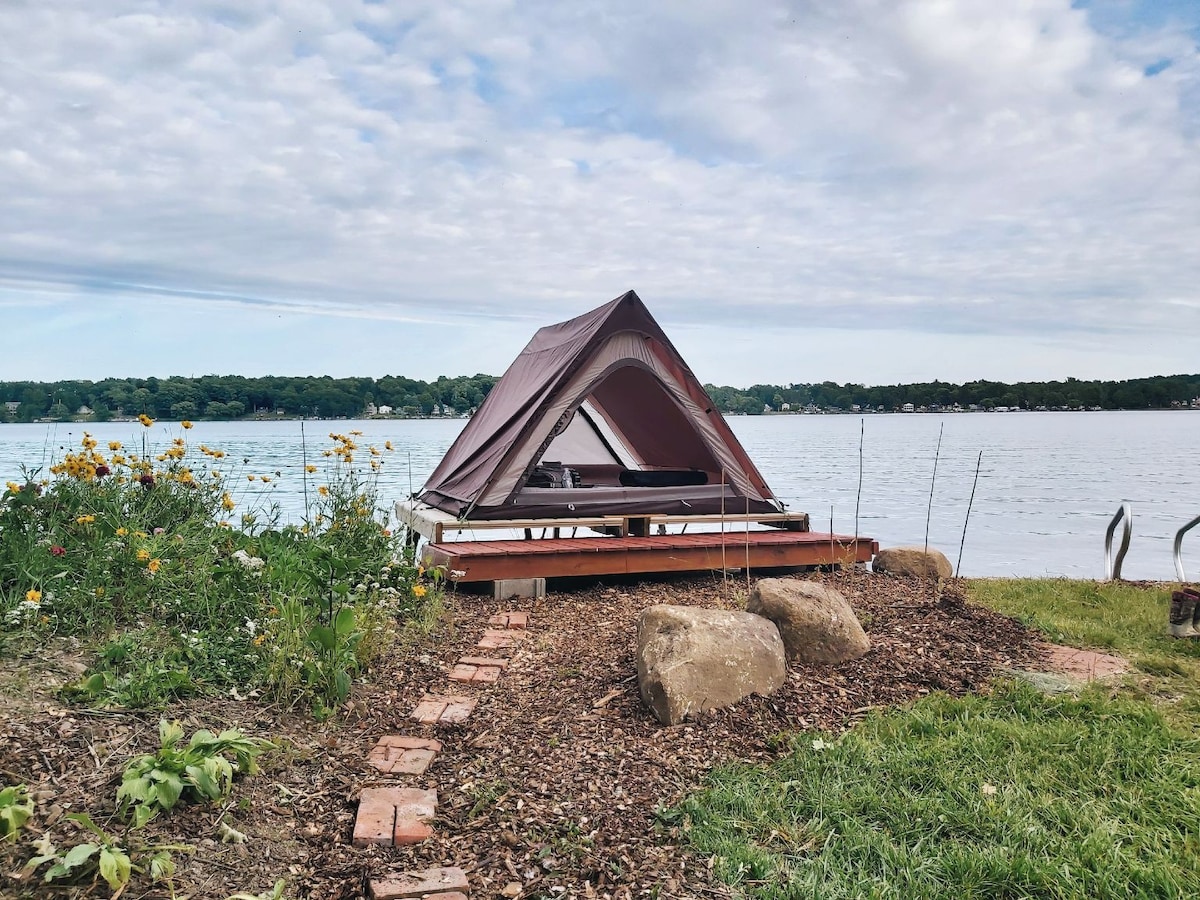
679;579;1200;899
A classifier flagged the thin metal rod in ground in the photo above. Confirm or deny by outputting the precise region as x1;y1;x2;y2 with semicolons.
924;422;944;595
300;419;310;519
855;418;864;540
745;496;751;593
957;450;983;576
923;422;944;560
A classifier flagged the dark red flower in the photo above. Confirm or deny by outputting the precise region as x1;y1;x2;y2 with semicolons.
95;465;111;477
50;545;66;556
139;474;155;488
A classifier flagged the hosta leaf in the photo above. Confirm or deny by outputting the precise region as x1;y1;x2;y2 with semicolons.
58;842;99;872
98;847;131;891
159;719;184;749
186;763;221;800
154;775;184;810
148;850;176;882
133;803;157;829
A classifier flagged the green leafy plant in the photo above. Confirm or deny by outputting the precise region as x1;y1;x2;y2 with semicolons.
118;719;273;827
22;813;186;896
23;813;132;894
0;783;34;840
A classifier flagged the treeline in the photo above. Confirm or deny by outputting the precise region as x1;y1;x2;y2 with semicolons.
704;374;1200;414
0;374;498;422
3;372;1199;423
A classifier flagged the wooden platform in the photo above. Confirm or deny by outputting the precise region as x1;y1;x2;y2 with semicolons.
423;530;877;583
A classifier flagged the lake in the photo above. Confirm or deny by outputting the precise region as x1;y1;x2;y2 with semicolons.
2;411;1198;581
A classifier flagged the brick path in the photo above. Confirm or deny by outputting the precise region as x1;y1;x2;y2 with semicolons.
352;608;531;898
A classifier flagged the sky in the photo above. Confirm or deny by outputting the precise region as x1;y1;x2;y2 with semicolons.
1;0;1198;388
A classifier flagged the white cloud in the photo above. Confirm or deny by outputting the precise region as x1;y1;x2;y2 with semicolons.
0;0;1197;382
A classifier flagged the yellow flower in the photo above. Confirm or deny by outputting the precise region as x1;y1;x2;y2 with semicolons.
212;449;225;459
260;476;272;484
116;527;129;537
136;548;151;561
305;465;317;473
25;589;41;603
138;413;154;427
253;634;267;646
94;587;106;598
134;531;148;539
221;493;235;511
5;481;20;494
318;486;329;497
147;558;161;574
181;420;193;429
75;514;96;525
109;441;123;451
385;441;394;451
218;520;231;528
350;430;363;436
413;585;427;598
247;475;256;481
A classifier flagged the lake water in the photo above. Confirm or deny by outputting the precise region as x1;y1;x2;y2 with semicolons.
2;411;1198;581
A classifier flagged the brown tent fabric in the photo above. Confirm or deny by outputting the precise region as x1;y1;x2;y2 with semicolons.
418;290;783;520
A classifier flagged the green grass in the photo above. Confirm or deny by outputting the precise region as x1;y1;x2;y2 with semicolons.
682;683;1200;899
967;578;1200;659
680;579;1200;898
970;578;1200;722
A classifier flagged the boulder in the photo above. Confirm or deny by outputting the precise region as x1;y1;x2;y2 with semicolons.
635;605;786;725
873;545;954;580
748;578;870;666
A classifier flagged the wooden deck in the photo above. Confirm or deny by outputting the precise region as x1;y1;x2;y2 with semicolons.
423;530;877;583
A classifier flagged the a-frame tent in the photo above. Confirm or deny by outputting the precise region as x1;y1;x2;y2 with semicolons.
418;290;785;521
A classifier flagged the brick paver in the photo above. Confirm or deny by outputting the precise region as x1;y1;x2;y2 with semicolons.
367;735;442;775
368;866;469;899
411;694;477;725
352;787;437;847
488;611;529;629
449;662;504;684
458;655;509;668
476;628;525;650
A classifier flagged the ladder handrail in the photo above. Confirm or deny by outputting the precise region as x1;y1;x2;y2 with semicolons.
1104;502;1132;581
1174;514;1200;583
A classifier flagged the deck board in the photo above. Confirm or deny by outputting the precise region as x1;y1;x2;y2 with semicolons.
424;531;876;582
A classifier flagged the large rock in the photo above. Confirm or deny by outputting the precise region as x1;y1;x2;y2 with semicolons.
873;545;954;580
635;605;786;725
748;578;870;666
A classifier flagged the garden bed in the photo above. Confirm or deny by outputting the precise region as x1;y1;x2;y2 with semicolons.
1;571;1045;898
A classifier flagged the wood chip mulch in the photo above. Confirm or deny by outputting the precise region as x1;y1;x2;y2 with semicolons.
0;571;1045;900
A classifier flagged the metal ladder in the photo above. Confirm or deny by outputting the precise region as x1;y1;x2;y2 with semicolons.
1104;502;1200;582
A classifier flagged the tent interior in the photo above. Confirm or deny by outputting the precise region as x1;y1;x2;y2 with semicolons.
507;364;765;517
